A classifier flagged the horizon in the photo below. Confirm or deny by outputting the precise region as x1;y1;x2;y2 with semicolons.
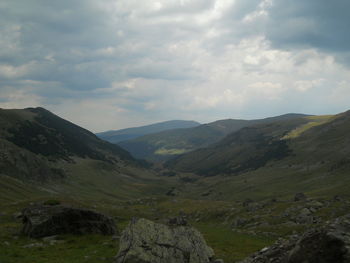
1;1;349;132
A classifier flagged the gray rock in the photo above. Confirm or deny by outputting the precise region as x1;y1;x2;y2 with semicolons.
240;214;350;263
115;218;217;263
294;193;307;202
23;242;45;248
42;235;58;242
167;216;188;226
243;198;254;207
308;200;324;209
21;205;116;238
232;217;249;228
294;208;316;224
3;241;10;246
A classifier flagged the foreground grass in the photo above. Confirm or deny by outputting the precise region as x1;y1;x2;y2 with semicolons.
194;223;273;262
0;234;117;263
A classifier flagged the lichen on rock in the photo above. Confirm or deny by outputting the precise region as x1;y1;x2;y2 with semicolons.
115;218;219;263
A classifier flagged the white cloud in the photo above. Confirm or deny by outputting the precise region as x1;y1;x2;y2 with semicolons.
1;0;350;131
294;79;324;92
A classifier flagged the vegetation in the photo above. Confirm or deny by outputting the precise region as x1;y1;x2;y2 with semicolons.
1;108;350;262
97;120;200;144
118;114;307;162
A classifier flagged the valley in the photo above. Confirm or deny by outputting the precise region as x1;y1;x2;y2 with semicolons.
1;107;350;262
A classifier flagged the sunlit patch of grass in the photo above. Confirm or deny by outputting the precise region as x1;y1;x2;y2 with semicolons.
282;115;334;139
155;148;190;155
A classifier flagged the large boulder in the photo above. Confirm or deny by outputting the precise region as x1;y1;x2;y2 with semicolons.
115;218;218;263
240;214;350;263
21;205;116;238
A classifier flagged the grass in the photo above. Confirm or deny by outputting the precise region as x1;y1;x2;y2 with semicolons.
194;223;274;262
1;188;350;263
155;148;190;155
282;115;334;139
0;233;117;263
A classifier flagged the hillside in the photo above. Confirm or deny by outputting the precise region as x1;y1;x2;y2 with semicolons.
167;112;347;178
0;107;135;181
96;120;200;143
118;114;307;161
2;108;350;263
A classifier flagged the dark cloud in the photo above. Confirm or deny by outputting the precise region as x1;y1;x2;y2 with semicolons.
266;0;350;53
1;0;350;131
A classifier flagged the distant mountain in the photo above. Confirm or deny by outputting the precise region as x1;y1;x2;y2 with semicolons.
118;114;308;161
96;120;200;143
167;112;349;176
0;107;135;181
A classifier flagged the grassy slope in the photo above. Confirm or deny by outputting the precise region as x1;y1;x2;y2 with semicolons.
0;107;139;183
170;110;350;201
2;110;350;262
167;117;310;175
119;114;307;162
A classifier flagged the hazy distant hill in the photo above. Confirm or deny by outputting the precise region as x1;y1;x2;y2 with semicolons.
118;114;308;161
96;120;200;143
0;107;134;181
167;112;349;176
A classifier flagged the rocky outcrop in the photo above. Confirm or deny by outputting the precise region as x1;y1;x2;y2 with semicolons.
21;205;116;238
240;214;350;263
115;218;220;263
294;192;307;202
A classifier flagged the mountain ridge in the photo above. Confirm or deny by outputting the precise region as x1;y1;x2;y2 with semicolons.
118;113;309;161
0;107;136;182
167;111;350;177
96;120;200;143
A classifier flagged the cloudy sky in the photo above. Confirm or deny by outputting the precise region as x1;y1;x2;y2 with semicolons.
1;0;350;132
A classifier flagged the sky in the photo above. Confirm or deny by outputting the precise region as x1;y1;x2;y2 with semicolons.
1;0;350;132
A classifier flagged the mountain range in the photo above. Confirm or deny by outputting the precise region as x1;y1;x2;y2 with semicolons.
2;107;350;263
116;114;308;161
96;120;200;143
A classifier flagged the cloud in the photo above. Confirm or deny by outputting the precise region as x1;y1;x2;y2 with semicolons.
265;0;350;64
0;0;350;131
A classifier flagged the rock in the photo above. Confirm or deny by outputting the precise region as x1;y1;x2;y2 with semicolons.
294;193;307;202
112;235;120;241
243;198;254;207
294;208;316;224
167;216;188;226
240;214;350;263
246;202;263;212
308;200;324;209
334;195;343;202
42;235;58;242
232;217;249;228
21;205;116;238
13;212;22;221
23;242;45;248
115;218;218;263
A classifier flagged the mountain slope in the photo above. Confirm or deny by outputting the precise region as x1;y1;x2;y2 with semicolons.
0;107;134;181
96;120;200;143
118;114;308;161
167;112;347;177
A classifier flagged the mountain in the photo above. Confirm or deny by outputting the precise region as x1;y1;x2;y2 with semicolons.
0;107;134;182
0;107;177;204
118;114;308;161
2;108;350;263
167;112;346;177
96;120;200;143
